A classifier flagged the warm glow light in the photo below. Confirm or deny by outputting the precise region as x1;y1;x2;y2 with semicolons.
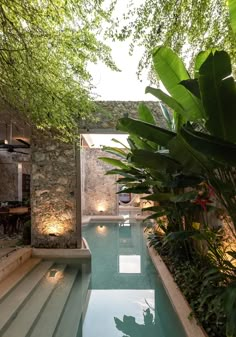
97;202;108;213
47;269;64;283
96;224;107;235
44;221;65;236
142;200;154;208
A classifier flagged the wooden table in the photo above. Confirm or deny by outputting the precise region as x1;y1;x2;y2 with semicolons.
0;207;30;235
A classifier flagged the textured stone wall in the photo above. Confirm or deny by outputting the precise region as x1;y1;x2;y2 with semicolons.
31;101;164;247
82;148;118;215
80;101;166;130
31;129;77;248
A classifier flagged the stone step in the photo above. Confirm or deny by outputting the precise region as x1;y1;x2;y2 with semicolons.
0;248;32;283
54;264;91;337
0;258;41;302
0;260;53;334
1;264;67;337
30;266;78;337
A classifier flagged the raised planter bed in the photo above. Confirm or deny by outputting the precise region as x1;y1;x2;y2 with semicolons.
148;244;208;337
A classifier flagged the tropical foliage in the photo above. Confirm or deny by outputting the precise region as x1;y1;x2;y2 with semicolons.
110;0;236;76
100;47;236;337
0;0;116;137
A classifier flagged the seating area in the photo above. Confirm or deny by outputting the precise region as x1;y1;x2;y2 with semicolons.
0;203;30;243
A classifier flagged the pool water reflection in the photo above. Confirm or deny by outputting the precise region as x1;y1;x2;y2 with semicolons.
81;221;186;337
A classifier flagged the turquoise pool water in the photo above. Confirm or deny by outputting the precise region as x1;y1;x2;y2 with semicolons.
82;219;187;337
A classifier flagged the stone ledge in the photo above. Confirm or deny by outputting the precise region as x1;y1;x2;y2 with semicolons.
82;214;147;225
32;244;91;260
0;248;32;283
82;215;124;225
148;245;208;337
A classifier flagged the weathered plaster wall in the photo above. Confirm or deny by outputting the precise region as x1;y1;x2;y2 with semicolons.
81;101;166;130
31;129;77;248
82;148;118;215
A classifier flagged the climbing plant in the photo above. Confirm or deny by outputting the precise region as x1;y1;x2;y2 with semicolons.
109;0;236;76
0;0;116;138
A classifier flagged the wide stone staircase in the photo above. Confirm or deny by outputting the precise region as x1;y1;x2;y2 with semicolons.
0;257;91;337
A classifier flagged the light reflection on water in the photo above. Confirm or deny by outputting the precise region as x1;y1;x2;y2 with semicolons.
95;224;108;236
83;290;156;337
82;221;186;337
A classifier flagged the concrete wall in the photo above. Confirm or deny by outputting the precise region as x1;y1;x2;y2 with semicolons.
31;129;77;248
82;148;118;215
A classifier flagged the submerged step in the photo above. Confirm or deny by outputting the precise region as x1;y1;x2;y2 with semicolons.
0;260;53;334
54;264;91;337
1;264;67;337
30;267;78;337
0;258;41;302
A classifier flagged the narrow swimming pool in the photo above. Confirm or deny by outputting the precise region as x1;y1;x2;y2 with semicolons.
82;219;187;337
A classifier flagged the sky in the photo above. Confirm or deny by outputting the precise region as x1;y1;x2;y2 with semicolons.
89;40;152;101
88;1;154;101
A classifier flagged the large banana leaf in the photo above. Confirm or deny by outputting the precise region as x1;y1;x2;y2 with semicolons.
180;79;200;99
152;46;204;120
98;157;129;169
111;138;129;149
117;186;150;194
170;191;198;203
229;0;236;34
102;146;128;159
199;51;236;143
117;177;140;184
180;126;236;166
159;103;173;131
138;102;156;124
127;137;137;150
105;169;144;179
142;193;174;202
170;173;204;188
167;134;206;174
128;134;158;151
142;205;168;212
130;149;180;173
145;86;186;125
117;117;176;147
194;50;212;78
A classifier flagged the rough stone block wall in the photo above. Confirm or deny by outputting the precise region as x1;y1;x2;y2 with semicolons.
82;148;118;215
80;101;166;130
31;130;77;248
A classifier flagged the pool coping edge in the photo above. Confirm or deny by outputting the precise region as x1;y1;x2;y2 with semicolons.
147;244;208;337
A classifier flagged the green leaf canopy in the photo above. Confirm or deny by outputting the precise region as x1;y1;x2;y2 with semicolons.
0;0;116;137
199;51;236;143
117;117;176;147
152;46;204;120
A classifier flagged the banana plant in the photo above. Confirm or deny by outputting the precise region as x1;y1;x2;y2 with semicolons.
115;47;236;337
101;103;207;236
126;47;236;230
